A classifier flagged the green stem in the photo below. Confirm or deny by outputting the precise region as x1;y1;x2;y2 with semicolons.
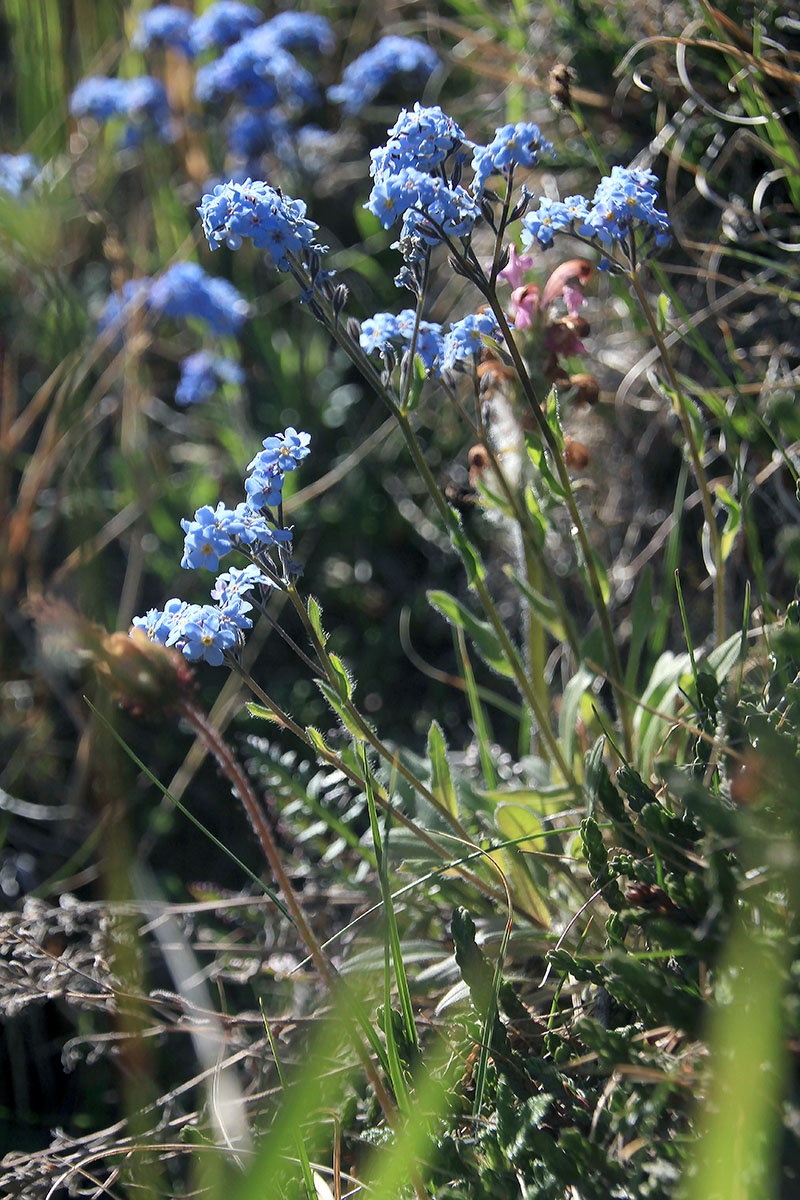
628;267;725;643
475;282;633;760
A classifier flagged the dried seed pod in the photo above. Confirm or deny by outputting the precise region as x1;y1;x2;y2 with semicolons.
569;372;600;406
477;348;515;382
564;315;591;337
564;436;590;469
468;444;491;488
549;62;575;109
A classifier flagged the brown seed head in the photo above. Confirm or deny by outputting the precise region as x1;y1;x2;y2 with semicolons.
468;444;491;488
569;373;600;406
564;436;590;470
549;63;575;109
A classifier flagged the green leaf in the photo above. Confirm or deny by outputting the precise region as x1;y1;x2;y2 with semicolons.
328;653;352;701
657;291;669;334
449;521;485;587
523;486;547;548
245;702;285;724
545;384;565;452
426;720;458;821
405;354;426;412
524;430;566;500
428;590;514;678
626;565;655;691
559;664;597;771
316;682;366;740
716;483;742;563
505;567;567;642
306;595;327;647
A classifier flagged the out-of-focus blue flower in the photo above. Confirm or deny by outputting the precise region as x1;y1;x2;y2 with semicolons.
0;153;40;197
198;178;324;269
227;108;290;160
328;36;439;114
359;309;443;373
97;277;153;336
70;75;171;141
370;104;467;182
189;1;262;53
471;123;553;197
149;262;250;334
278;125;338;174
132;5;194;56
259;11;334;55
175;351;244;406
441;312;501;371
195;27;316;110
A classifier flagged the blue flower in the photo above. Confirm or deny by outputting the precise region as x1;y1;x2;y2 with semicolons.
180;502;243;571
520;197;574;249
370;104;467;181
189;1;262;53
244;461;284;511
258;12;334;56
198;178;325;269
189;1;261;52
97;278;153;336
253;427;311;472
211;563;273;606
132;5;194;56
70;75;171;142
359;309;443;374
148;262;250;335
168;604;240;665
441;312;502;371
175;351;244;407
227;108;291;160
194;28;317;110
365;166;479;239
231;501;292;547
0;153;40;197
328;36;439;115
471;123;554;197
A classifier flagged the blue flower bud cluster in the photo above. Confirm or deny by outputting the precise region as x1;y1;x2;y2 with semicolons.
198;178;325;269
69;75;172;144
175;351;245;407
0;153;41;197
131;5;194;56
521;166;671;261
98;262;250;338
471;123;554;197
132;427;310;666
327;36;440;115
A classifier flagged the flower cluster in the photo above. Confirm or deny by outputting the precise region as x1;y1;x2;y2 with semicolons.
370;104;467;180
359;310;444;374
175;352;244;407
0;152;40;197
188;1;262;53
328;37;440;115
131;5;194;56
69;75;172;144
194;21;321;110
441;313;502;372
471;123;553;197
198;178;325;270
98;263;250;338
132;427;310;666
521;166;671;263
366;166;479;240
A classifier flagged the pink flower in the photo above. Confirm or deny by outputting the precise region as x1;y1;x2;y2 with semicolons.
510;283;540;329
498;244;534;290
540;258;594;312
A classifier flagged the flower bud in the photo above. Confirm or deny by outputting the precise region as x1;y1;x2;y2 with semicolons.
468;444;490;488
564;436;590;470
569;373;600;405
